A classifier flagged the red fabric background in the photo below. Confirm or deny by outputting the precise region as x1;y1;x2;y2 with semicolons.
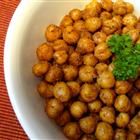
0;1;28;139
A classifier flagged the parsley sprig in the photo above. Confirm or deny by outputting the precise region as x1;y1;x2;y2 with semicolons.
107;34;140;80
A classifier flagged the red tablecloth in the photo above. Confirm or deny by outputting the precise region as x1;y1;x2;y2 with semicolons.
0;1;28;139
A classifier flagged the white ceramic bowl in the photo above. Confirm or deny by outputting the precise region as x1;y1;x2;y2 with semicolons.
4;0;140;139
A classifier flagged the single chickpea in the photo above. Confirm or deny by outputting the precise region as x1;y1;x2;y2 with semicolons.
73;20;86;32
114;129;127;140
82;8;97;20
70;101;87;119
132;92;140;107
100;89;115;106
112;15;123;28
60;15;73;27
114;95;131;112
122;26;134;34
101;0;113;12
36;43;53;61
45;24;62;42
125;2;134;13
100;11;112;22
69;9;82;21
79;65;97;82
83;54;98;66
80;83;98;102
77;38;95;54
80;31;92;39
95;63;108;75
53;50;68;65
63;65;78;81
127;29;139;42
45;98;64;119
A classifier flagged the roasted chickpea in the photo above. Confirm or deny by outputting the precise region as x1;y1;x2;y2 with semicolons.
73;20;86;31
92;32;107;45
116;113;130;128
97;70;115;89
63;65;78;81
114;129;127;140
102;19;119;35
125;2;134;13
37;81;53;98
54;82;71;102
123;14;138;26
45;98;64;119
45;65;63;83
32;62;49;77
135;78;140;89
100;106;115;124
132;92;140;107
80;134;96;140
69;52;82;66
63;122;81;140
95;63;108;75
82;8;97;20
112;15;122;28
69;9;82;21
101;0;113;12
63;26;80;45
53;39;69;52
127;29;139;42
122;25;134;34
95;122;114;140
94;42;112;61
88;99;102;113
80;31;92;39
100;89;115;106
100;11;112;22
79;116;97;134
77;38;95;54
56;111;71;126
127;132;136;140
53;50;68;65
83;54;98;66
60;15;73;27
36;43;53;61
70;101;87;119
79;65;97;82
128;113;140;135
80;83;98;102
45;24;62;42
115;80;132;95
85;17;102;33
67;81;80;97
114;95;131;112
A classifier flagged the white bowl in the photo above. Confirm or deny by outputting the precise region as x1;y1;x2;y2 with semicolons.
4;0;140;139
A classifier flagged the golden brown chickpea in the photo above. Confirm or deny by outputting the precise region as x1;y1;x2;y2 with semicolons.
79;116;97;134
80;83;98;103
135;78;140;89
112;15;122;28
45;24;62;42
83;54;98;66
97;70;115;89
32;62;49;77
127;29;139;42
45;65;63;83
53;82;71;102
132;92;140;107
92;32;107;45
128;113;140;135
69;52;82;66
123;14;138;27
85;17;102;33
88;99;102;113
73;20;86;32
80;31;92;39
100;106;115;124
82;8;97;20
114;95;131;112
116;113;130;128
77;38;95;54
127;132;136;140
125;2;134;13
53;39;69;52
45;98;64;119
36;43;53;61
56;111;71;126
100;11;112;22
67;81;80;97
63;122;81;140
60;15;73;27
102;19;119;35
95;63;108;75
122;26;134;34
63;26;80;45
70;101;87;119
100;89;115;106
94;42;112;61
114;129;127;140
80;134;96;140
69;9;82;21
115;81;132;95
37;81;53;98
101;0;113;12
95;122;114;140
63;65;78;81
79;65;97;82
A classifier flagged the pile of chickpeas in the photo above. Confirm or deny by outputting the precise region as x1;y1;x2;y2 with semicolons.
32;0;140;139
